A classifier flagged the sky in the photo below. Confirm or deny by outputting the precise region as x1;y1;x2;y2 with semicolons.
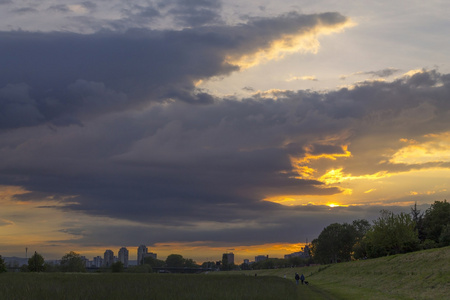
1;0;450;264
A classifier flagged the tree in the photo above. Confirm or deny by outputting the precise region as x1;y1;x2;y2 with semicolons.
351;219;371;260
165;254;185;268
439;224;450;246
111;261;124;273
143;256;165;268
410;202;425;241
28;252;45;272
201;261;217;269
365;210;419;258
60;251;86;272
0;255;7;273
312;223;357;264
422;200;450;244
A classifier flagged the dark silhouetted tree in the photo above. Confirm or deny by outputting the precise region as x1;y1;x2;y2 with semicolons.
60;251;86;272
28;252;45;272
166;254;185;268
0;255;7;273
351;219;371;260
143;256;165;268
411;202;425;241
439;224;450;246
312;223;357;264
112;261;124;273
423;200;450;244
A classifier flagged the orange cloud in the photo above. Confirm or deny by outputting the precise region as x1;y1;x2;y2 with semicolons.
226;18;354;69
390;132;450;164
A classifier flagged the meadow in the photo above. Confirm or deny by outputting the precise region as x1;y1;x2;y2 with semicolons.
233;246;450;299
0;246;448;299
0;273;298;300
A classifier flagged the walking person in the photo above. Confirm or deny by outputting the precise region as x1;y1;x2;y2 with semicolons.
300;274;305;285
295;273;300;285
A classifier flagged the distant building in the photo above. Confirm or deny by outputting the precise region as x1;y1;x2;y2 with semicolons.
144;252;157;260
137;245;148;265
222;252;234;265
93;256;103;268
255;255;268;262
284;245;310;259
118;247;129;268
104;250;114;267
80;256;91;268
243;259;250;265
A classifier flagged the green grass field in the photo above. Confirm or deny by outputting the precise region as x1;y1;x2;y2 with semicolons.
230;246;450;299
1;246;448;299
0;273;298;300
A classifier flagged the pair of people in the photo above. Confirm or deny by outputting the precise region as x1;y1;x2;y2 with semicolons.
295;273;305;285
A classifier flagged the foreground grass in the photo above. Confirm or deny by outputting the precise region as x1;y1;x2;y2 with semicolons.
0;273;298;300
1;247;448;299
229;246;450;300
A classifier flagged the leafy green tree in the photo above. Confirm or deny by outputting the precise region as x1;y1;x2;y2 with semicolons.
28;252;45;272
60;251;86;272
423;200;450;244
439;224;450;246
411;202;425;241
166;254;185;268
201;261;217;269
111;261;124;273
143;256;165;268
0;255;7;273
365;210;419;257
184;258;199;268
351;219;371;260
312;223;357;264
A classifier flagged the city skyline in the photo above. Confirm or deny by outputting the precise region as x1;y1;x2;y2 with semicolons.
1;1;450;263
4;244;305;266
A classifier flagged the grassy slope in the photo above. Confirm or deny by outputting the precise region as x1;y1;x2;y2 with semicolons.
230;246;450;300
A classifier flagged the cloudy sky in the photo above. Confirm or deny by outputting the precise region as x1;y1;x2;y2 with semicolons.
1;0;450;263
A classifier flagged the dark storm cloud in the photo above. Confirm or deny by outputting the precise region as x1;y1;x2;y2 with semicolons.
0;11;348;129
2;69;450;246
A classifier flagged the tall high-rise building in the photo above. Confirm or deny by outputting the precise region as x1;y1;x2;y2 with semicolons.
104;249;114;267
118;247;129;268
137;245;148;265
222;252;235;265
93;256;103;268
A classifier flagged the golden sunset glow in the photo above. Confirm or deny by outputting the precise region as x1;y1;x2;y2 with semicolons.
390;132;450;164
225;20;354;69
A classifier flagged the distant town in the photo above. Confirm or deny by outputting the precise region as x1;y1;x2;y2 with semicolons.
3;244;311;270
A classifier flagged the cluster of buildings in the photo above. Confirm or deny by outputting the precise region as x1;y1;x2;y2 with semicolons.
5;243;310;269
240;245;310;265
82;245;157;268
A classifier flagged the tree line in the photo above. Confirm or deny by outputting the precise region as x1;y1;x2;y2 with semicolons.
0;251;204;273
311;200;450;264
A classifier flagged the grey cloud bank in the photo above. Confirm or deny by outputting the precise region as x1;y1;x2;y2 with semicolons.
1;3;450;252
0;11;348;128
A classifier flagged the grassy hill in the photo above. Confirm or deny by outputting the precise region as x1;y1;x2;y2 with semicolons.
232;246;450;299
